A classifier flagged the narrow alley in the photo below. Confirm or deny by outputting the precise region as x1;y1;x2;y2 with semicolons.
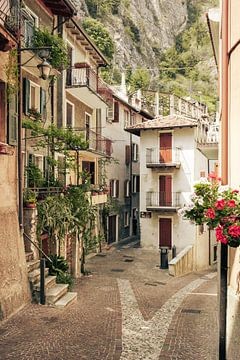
0;241;218;360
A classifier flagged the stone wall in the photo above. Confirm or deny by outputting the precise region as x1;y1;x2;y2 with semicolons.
0;150;30;320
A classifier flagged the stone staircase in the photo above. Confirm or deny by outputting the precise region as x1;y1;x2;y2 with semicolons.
25;252;77;308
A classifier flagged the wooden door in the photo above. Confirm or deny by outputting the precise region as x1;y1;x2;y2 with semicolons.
160;133;172;163
159;175;172;206
108;215;117;244
159;218;172;248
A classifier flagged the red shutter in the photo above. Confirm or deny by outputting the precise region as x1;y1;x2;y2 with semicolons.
136;176;140;192
160;133;172;163
116;180;119;198
159;218;172;248
124;180;127;197
113;101;119;122
159;175;172;206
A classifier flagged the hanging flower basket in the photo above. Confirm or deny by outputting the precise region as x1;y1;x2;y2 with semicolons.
178;173;240;248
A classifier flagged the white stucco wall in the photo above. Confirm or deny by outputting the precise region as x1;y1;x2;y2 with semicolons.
139;127;206;251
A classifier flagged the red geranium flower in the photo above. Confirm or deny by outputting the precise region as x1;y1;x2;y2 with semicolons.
228;225;240;238
216;225;228;244
208;172;217;179
227;200;236;208
214;199;226;210
232;190;239;194
206;208;216;219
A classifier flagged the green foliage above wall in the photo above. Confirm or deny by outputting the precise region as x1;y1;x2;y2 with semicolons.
82;18;114;60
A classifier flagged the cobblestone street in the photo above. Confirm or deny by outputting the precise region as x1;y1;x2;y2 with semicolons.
0;242;218;360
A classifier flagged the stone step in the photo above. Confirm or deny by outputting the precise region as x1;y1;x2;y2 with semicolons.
25;252;34;262
46;284;69;305
27;259;40;273
54;292;77;309
34;275;57;291
28;268;49;284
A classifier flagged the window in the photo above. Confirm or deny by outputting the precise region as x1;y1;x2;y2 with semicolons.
132;143;139;162
82;161;95;184
124;109;130;126
110;179;119;198
124;180;130;197
124;212;130;227
34;155;44;174
113;101;119;122
23;8;38;46
130;112;136;126
125;145;131;165
66;101;74;128
85;113;91;141
107;101;114;122
132;175;140;193
29;82;40;112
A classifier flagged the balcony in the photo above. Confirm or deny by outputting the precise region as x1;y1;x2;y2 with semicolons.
66;67;112;107
0;0;19;50
197;123;219;160
146;192;181;212
77;128;113;157
146;148;181;169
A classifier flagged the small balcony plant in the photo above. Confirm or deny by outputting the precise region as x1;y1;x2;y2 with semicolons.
178;173;240;248
23;189;37;209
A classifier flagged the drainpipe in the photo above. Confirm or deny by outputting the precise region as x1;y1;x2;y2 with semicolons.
219;1;229;359
17;2;23;232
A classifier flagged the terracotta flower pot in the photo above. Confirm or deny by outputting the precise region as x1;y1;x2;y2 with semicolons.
25;202;36;209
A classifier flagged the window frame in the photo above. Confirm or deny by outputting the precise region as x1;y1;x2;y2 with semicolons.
124;211;130;227
65;100;75;128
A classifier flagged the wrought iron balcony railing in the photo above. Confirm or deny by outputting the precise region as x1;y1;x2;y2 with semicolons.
0;0;19;37
146;192;181;208
146;147;180;167
76;128;113;157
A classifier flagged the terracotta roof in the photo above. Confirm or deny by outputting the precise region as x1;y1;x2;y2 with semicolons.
125;115;198;135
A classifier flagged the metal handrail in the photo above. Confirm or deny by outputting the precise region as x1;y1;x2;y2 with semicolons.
23;232;52;264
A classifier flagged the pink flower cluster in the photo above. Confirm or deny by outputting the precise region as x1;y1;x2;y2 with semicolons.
205;208;215;219
216;225;228;244
228;225;240;238
214;199;226;210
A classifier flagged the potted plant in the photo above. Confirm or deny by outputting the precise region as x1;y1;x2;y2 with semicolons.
23;189;37;208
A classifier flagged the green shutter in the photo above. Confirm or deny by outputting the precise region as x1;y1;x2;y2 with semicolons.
40;87;47;120
8;95;17;145
23;78;30;114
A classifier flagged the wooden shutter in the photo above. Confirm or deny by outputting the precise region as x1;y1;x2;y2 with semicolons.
125;145;130;165
113;101;119;122
136;144;139;161
8;95;17;145
136;176;140;192
107;101;114;121
160;133;172;163
116;180;119;198
159;175;172;206
159;218;172;248
40;87;47;120
23;78;30;114
110;180;113;197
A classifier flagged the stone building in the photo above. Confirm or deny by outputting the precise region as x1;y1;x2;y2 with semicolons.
125;93;219;274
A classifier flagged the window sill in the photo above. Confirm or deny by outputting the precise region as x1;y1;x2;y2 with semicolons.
0;142;15;155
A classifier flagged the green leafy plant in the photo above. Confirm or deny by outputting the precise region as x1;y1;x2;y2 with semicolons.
5;49;18;98
23;189;37;205
46;254;74;289
82;18;114;60
33;29;69;70
25;162;44;188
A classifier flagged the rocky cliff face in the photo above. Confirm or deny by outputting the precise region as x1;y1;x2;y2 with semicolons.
75;0;188;72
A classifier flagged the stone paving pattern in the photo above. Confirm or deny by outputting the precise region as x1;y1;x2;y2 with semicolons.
0;243;219;360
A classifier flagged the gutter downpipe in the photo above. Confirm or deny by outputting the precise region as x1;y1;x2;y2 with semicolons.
17;0;23;232
219;0;228;359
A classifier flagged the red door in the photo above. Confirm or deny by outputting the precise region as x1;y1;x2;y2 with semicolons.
159;175;172;206
159;218;172;248
160;133;172;163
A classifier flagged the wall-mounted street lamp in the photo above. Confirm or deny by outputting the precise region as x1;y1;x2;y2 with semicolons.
37;58;52;80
